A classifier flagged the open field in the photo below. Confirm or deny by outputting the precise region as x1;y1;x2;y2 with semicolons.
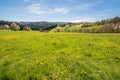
0;30;120;80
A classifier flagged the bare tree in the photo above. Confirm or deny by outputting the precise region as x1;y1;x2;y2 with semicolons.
23;26;31;31
10;23;20;30
56;27;60;32
3;25;10;29
0;26;3;29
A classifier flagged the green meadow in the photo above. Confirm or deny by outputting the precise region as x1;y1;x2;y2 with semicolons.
0;30;120;80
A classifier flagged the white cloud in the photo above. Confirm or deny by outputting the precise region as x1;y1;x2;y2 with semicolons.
74;0;103;10
24;0;42;2
98;9;111;13
67;0;79;2
26;3;69;14
75;3;93;10
67;0;103;3
97;0;104;4
53;7;69;14
27;3;44;14
94;9;120;17
66;17;97;22
73;17;96;22
24;0;36;2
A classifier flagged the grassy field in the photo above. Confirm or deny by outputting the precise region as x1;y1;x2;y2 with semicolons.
0;30;120;80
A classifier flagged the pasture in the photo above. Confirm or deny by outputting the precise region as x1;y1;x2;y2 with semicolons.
0;30;120;80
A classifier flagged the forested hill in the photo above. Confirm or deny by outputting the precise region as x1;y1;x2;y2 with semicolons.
0;20;66;30
19;22;56;30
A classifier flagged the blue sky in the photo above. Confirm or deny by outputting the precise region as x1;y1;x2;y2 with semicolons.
0;0;120;22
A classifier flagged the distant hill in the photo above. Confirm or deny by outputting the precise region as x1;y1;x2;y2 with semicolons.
19;22;57;30
0;20;66;30
0;17;120;33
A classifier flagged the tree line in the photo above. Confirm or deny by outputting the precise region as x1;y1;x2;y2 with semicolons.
0;21;57;31
0;21;31;31
0;17;120;33
55;17;120;33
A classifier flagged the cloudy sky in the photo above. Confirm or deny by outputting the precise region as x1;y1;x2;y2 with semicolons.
0;0;120;22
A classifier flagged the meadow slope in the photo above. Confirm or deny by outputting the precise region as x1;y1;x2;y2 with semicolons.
0;30;120;80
